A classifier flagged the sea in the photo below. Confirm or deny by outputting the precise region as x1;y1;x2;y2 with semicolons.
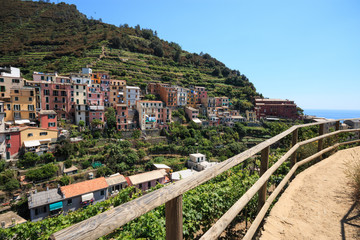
304;109;360;120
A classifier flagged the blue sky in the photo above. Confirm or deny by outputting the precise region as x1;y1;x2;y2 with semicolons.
59;0;360;110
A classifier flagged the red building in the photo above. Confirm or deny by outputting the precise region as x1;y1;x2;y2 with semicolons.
158;84;177;108
255;98;299;120
33;73;73;120
5;129;21;159
39;110;57;130
194;86;207;104
115;104;135;130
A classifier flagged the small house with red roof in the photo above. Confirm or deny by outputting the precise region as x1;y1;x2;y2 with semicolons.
60;177;108;212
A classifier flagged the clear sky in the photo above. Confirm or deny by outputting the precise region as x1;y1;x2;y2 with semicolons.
58;0;360;110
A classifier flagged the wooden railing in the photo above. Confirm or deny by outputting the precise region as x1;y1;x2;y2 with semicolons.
51;119;360;240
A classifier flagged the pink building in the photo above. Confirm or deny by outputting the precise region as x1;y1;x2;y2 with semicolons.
128;170;168;192
195;86;207;104
88;106;105;124
39;110;57;130
185;106;199;121
87;84;104;106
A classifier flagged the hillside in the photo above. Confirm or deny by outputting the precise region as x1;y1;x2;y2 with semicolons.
0;0;259;111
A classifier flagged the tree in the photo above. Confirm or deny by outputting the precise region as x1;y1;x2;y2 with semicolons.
0;159;5;173
234;122;247;139
143;94;156;100
5;179;19;191
91;119;104;129
64;159;72;168
78;120;85;128
59;175;72;186
18;152;40;168
110;36;121;49
96;166;112;177
132;129;141;139
105;107;116;135
40;153;55;164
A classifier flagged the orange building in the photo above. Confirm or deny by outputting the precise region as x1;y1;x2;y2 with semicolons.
158;84;177;108
109;79;126;107
91;72;110;84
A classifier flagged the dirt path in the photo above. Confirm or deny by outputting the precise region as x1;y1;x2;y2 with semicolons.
260;146;360;240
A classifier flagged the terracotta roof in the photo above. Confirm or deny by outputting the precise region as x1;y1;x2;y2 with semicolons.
60;177;108;198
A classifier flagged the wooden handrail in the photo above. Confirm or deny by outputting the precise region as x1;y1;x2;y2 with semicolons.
51;118;360;240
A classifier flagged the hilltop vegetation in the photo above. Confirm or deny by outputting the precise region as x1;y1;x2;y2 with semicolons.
0;0;259;110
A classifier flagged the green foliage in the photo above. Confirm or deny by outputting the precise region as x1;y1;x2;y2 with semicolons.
137;149;146;159
40;153;55;164
105;107;116;134
132;129;141;139
143;94;156;100
78;120;85;127
0;170;19;192
64;159;72;169
81;160;91;169
26;163;57;181
59;175;72;186
96;166;113;177
0;159;5;173
18;152;40;168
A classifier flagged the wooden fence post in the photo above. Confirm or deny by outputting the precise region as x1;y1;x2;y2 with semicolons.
335;121;340;150
258;146;269;213
291;129;298;167
165;195;183;240
318;124;325;160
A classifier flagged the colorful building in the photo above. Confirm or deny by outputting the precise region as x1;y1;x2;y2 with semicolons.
38;110;57;130
185;106;199;121
4;87;37;123
194;86;207;104
20;127;58;155
136;100;171;130
125;86;140;109
158;84;177;108
109;79;126;107
255;98;299;120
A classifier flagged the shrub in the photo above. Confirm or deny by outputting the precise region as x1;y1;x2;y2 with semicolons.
64;159;72;169
26;164;57;181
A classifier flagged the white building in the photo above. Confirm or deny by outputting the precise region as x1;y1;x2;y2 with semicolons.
188;153;217;171
125;86;140;109
175;86;188;106
70;73;91;86
0;67;21;78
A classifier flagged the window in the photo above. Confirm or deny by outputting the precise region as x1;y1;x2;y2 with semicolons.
100;190;104;196
48;122;56;127
6;104;10;110
29;113;35;119
0;78;3;82
6;144;11;148
28;133;33;137
29;97;32;101
48;114;55;119
44;89;50;96
45;97;49;103
148;182;151;189
41;76;44;80
0;86;5;92
14;97;18;101
40;132;48;136
139;184;142;189
28;105;34;111
53;90;58;96
5;135;10;140
12;79;20;83
13;105;20;111
67;199;72;205
14;90;19;93
46;104;50;110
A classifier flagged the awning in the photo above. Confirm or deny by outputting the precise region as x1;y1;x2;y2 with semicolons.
49;201;63;211
5;121;13;125
15;119;30;125
24;140;40;148
39;139;51;142
81;193;94;202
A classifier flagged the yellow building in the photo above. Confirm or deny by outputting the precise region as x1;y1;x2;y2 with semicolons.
109;79;126;107
186;89;197;107
20;127;58;153
4;88;37;123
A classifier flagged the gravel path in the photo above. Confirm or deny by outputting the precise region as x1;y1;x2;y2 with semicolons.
260;146;360;240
